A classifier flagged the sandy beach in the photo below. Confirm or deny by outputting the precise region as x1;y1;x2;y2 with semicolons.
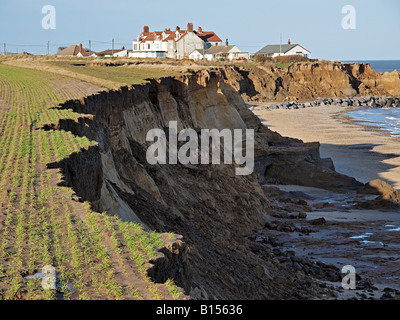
252;105;400;190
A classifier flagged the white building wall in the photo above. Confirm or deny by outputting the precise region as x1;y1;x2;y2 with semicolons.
285;45;310;57
129;51;158;58
113;50;129;57
176;32;204;59
189;51;204;60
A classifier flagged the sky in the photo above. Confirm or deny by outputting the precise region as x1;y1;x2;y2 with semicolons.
0;0;399;60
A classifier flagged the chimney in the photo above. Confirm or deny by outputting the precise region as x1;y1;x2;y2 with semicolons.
288;39;291;44
79;43;82;53
226;38;229;46
122;46;125;50
187;22;193;32
197;26;202;33
143;26;149;34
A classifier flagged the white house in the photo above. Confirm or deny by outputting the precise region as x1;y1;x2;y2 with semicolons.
189;44;249;62
96;47;131;57
130;23;223;59
255;40;311;58
189;49;205;61
113;49;132;57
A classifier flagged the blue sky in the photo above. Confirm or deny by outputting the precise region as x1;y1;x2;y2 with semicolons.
0;0;399;60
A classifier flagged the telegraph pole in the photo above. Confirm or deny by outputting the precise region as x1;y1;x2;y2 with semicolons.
47;40;49;55
89;40;91;54
280;32;282;56
3;43;5;55
112;38;114;55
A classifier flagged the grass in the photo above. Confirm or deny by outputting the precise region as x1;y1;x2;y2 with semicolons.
2;56;187;90
48;60;182;88
0;61;184;300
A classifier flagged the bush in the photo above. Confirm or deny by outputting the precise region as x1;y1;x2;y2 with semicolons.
254;55;272;63
272;55;311;64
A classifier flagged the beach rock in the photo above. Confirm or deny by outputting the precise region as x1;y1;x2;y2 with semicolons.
340;87;357;97
298;212;307;219
310;217;326;226
357;179;400;208
380;292;394;300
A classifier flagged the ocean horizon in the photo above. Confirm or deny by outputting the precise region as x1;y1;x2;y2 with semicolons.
343;60;400;74
344;60;400;136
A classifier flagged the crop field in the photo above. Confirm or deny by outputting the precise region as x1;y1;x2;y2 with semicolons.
0;62;183;300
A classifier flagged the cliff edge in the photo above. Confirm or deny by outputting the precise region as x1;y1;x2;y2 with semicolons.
44;65;385;299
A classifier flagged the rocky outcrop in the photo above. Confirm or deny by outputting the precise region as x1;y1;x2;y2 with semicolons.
253;96;400;111
47;68;366;299
223;62;400;102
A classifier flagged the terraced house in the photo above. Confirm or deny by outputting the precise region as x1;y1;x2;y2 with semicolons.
130;23;223;59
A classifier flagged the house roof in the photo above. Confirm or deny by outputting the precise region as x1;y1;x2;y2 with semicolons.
96;48;126;56
163;33;177;41
139;27;222;44
205;45;237;54
190;49;204;55
176;30;222;43
255;44;310;55
176;31;189;42
197;32;222;42
56;44;94;56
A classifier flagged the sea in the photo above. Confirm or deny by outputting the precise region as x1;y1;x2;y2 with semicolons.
344;60;400;137
348;107;400;137
343;60;400;74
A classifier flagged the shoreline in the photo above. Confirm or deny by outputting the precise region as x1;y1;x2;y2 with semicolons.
252;103;400;296
252;103;400;190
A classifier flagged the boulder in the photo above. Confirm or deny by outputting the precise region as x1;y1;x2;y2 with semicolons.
310;217;326;226
357;179;400;208
340;87;357;97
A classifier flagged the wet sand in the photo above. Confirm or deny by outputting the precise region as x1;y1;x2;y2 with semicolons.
252;105;400;190
262;183;400;298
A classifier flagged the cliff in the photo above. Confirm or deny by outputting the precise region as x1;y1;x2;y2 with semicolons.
223;61;400;102
44;67;367;299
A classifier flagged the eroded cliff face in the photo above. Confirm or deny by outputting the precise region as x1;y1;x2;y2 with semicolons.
47;68;364;299
223;62;400;102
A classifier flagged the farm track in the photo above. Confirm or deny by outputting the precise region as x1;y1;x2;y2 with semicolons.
0;64;183;300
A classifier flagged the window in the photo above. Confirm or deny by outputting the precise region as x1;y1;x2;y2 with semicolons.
134;44;137;50
148;44;150;50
